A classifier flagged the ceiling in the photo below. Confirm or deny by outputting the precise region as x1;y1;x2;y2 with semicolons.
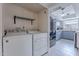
40;3;57;8
14;3;57;13
15;3;46;13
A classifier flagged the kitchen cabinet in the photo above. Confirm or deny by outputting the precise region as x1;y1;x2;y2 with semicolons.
33;33;48;56
3;34;32;56
56;30;62;40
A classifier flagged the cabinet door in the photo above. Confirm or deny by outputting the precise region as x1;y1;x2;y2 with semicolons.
3;35;32;56
33;33;48;56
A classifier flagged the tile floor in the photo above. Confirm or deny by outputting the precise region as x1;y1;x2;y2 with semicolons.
45;39;79;56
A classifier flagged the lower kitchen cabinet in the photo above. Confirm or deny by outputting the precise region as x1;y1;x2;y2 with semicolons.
33;33;48;56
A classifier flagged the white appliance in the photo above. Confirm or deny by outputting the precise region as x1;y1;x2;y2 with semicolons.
33;33;48;56
3;33;32;56
3;32;48;56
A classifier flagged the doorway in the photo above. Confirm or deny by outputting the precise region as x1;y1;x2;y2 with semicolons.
48;5;79;56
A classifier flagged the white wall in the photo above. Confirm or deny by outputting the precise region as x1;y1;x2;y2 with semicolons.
37;8;48;32
2;4;38;32
2;3;49;34
0;3;2;56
